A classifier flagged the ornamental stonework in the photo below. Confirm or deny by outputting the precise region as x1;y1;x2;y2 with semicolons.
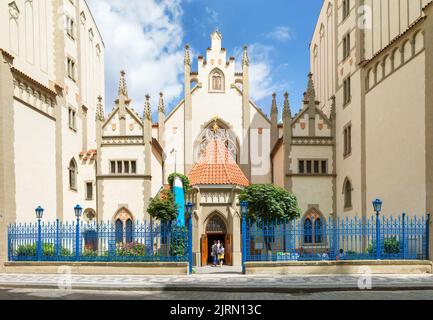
13;77;55;118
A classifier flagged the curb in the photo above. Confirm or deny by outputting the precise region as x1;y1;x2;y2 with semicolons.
1;283;433;293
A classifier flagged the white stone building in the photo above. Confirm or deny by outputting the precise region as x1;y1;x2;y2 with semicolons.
2;0;433;266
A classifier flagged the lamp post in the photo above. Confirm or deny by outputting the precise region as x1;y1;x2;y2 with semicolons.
240;201;248;274
74;204;82;261
186;202;193;274
35;206;44;261
372;199;383;260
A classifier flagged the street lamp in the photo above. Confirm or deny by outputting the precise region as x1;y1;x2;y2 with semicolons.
74;204;83;219
35;206;44;220
74;204;82;261
35;206;44;261
372;198;383;260
372;199;383;215
186;202;193;274
240;201;248;274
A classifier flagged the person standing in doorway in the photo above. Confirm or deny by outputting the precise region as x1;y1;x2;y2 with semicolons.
218;244;225;267
211;241;218;267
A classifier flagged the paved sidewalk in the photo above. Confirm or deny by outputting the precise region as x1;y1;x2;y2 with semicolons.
0;273;432;292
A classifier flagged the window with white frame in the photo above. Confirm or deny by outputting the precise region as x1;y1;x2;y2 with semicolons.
110;160;137;175
67;57;76;81
298;159;328;175
68;107;76;131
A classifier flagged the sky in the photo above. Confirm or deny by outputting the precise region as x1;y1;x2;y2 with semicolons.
86;0;324;121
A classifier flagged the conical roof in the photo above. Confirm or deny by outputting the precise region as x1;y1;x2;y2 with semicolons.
188;136;250;187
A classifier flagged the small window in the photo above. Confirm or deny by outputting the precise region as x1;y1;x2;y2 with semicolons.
306;160;312;174
124;161;130;174
342;0;350;20
68;108;76;130
117;161;123;174
131;161;137;174
321;160;327;174
343;33;351;60
314;160;319;174
344;124;352;157
299;160;305;174
343;76;351;105
66;16;75;39
110;161;116;174
67;57;76;81
86;182;93;200
209;69;225;92
69;158;77;191
344;178;353;209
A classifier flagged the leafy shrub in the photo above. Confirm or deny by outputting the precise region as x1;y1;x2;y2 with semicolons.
16;243;71;257
367;237;400;254
82;249;99;257
116;242;146;257
147;189;178;222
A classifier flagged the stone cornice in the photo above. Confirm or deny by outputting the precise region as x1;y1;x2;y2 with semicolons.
292;136;333;146
11;67;57;97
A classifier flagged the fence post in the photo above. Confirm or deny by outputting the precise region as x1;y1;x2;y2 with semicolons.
186;202;193;275
7;225;11;262
427;213;430;260
240;201;248;274
75;218;80;261
376;212;381;260
402;213;406;259
55;219;60;258
37;220;42;261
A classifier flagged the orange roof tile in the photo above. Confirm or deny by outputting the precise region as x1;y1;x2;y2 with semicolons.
188;137;250;187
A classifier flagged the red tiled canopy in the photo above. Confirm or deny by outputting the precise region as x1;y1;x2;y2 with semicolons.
188;137;250;187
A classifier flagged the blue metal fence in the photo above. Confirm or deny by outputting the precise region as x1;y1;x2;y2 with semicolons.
242;214;429;262
8;220;190;262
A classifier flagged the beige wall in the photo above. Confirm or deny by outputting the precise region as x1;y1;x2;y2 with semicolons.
365;52;426;217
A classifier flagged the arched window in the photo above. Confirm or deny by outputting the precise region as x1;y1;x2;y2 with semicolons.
303;209;324;244
209;69;224;92
68;158;77;190
304;218;312;244
344;178;353;209
114;208;134;244
206;215;227;234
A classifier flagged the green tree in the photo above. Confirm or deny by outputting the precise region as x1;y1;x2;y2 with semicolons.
239;184;301;222
239;184;301;259
147;189;178;222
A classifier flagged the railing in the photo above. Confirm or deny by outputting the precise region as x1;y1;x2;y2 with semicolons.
8;220;190;262
242;214;429;262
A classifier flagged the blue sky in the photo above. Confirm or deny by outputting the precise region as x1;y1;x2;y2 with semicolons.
87;0;323;119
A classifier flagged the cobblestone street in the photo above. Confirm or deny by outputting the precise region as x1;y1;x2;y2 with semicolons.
1;287;433;300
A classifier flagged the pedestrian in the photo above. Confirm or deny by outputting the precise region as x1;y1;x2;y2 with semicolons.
218;244;225;267
211;241;218;267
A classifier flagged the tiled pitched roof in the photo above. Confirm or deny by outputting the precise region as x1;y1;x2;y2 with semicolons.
188;137;250;187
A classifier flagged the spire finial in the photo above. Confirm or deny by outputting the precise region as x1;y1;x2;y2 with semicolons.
271;93;277;113
242;45;249;66
306;72;316;102
158;92;165;114
96;95;104;121
118;70;128;98
184;44;191;66
283;92;291;118
143;94;151;120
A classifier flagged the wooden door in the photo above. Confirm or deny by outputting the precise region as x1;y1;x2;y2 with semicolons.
201;235;208;266
225;234;232;266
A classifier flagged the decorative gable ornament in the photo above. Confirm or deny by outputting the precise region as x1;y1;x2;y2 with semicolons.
300;122;306;130
112;123;117;131
9;2;19;20
129;123;134;131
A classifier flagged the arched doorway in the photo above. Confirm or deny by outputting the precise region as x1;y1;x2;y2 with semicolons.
201;214;232;266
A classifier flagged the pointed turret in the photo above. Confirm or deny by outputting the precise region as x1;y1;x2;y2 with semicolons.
242;45;249;66
306;72;316;104
143;94;151;120
118;70;128;98
282;91;292;192
96;95;104;122
184;44;191;66
158;93;166;165
270;93;278;149
283;92;292;118
241;45;251;179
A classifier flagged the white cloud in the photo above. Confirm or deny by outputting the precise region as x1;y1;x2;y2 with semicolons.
234;44;282;102
86;0;186;114
266;26;294;42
